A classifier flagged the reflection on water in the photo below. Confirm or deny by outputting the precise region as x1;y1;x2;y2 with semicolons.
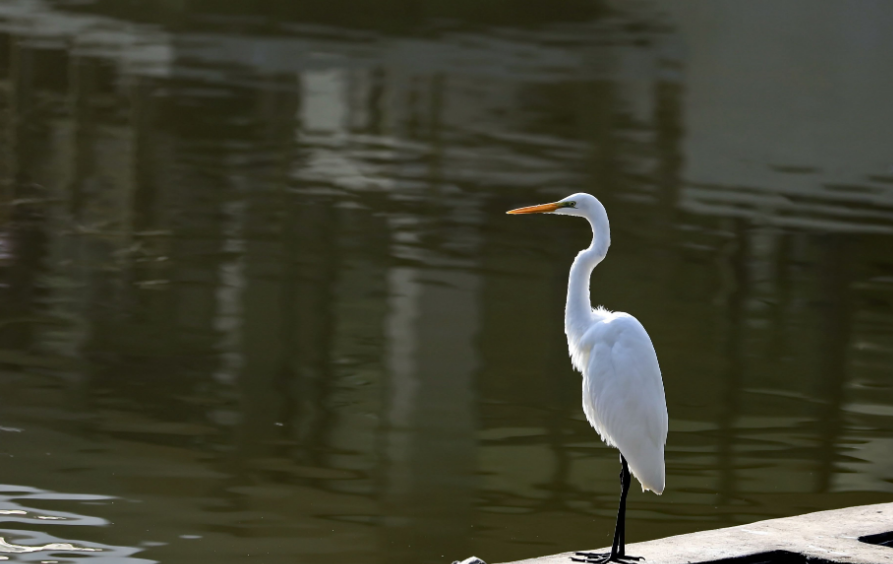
0;484;149;563
0;1;890;563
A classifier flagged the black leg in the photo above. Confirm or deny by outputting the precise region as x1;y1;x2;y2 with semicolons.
572;455;643;563
615;456;640;560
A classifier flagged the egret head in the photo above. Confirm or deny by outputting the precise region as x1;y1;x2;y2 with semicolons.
506;192;603;218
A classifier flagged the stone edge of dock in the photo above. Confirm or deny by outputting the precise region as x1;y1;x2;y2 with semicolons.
494;502;893;564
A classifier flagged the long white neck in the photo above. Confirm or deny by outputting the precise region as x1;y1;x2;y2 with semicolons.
565;207;610;347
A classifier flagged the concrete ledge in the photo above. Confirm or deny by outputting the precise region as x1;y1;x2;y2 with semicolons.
497;503;893;564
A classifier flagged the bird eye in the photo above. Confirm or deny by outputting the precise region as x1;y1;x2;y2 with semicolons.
566;201;576;208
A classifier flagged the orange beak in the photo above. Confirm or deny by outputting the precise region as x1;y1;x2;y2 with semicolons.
506;202;563;215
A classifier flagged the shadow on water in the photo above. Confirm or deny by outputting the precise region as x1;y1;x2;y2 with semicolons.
0;1;890;564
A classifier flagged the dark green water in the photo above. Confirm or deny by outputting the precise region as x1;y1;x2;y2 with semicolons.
0;1;891;563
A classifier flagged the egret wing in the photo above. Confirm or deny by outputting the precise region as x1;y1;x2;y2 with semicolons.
581;315;667;493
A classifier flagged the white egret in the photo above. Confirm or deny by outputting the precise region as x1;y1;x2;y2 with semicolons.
507;193;668;564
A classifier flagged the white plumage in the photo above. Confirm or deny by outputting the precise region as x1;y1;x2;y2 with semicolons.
578;311;667;493
508;192;668;562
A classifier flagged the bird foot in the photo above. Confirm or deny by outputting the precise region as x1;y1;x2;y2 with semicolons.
571;552;643;564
